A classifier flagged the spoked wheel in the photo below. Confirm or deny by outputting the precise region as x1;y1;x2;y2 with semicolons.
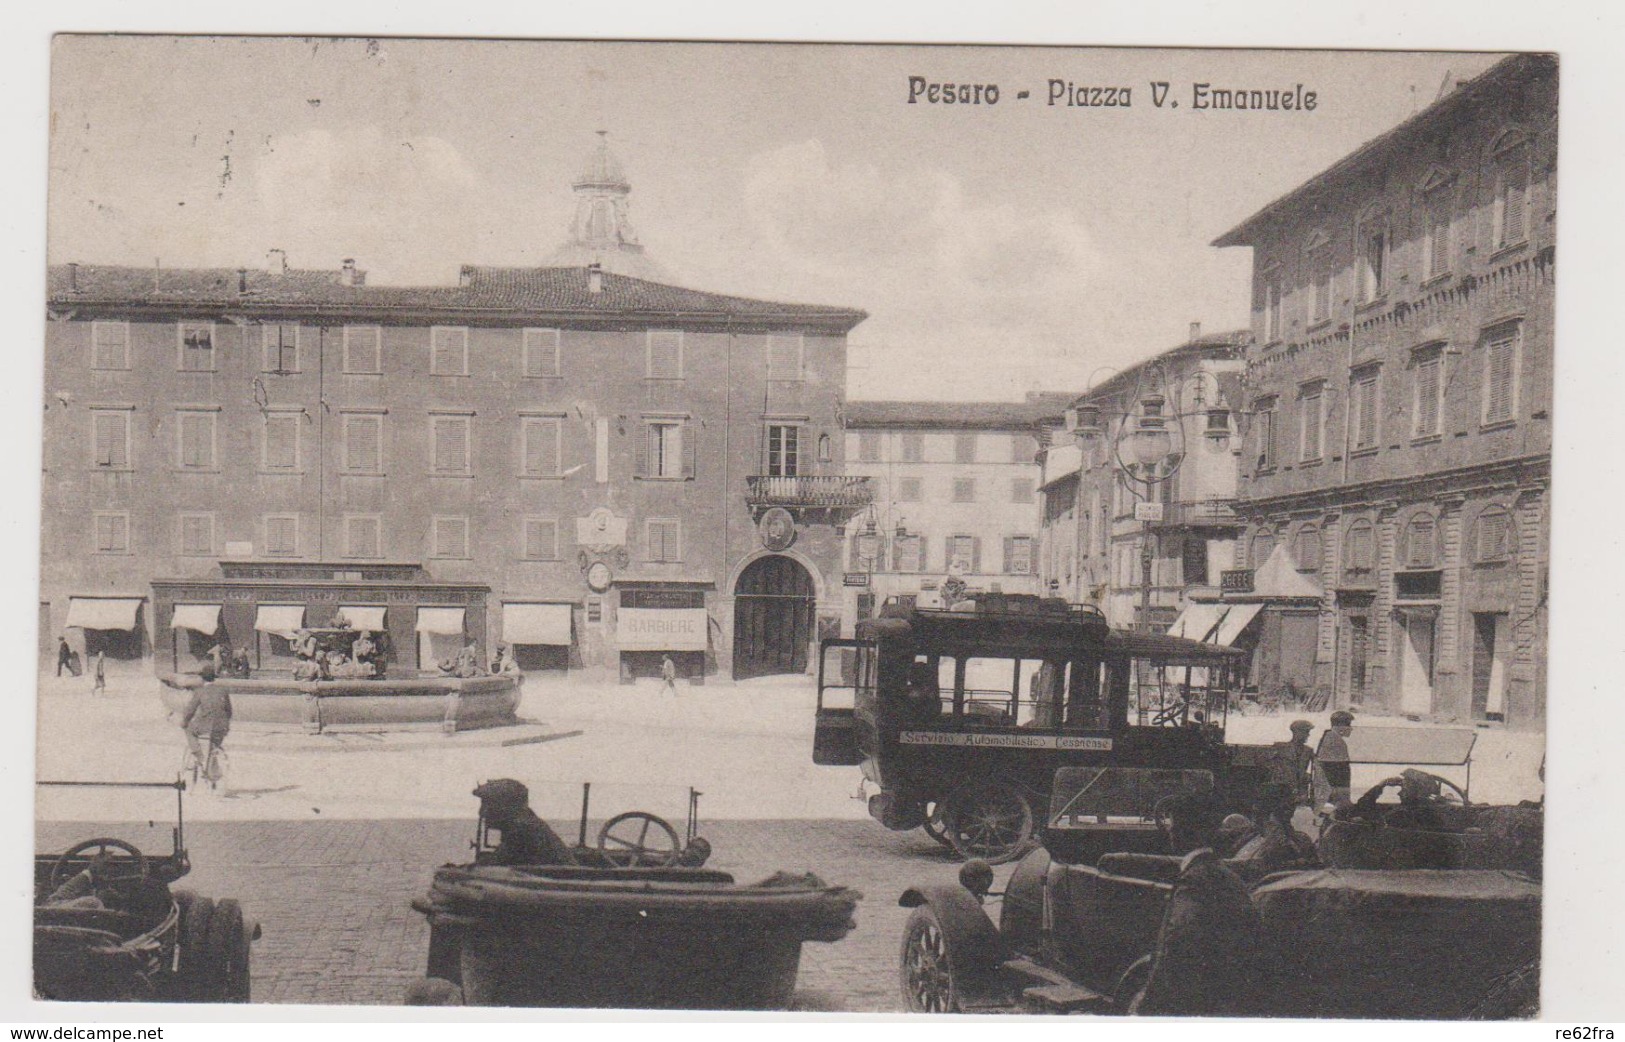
899;905;960;1013
596;811;682;867
921;801;953;849
942;782;1035;865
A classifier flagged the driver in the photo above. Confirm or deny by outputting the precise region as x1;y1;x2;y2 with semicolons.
1351;768;1450;831
42;851;115;909
473;779;577;867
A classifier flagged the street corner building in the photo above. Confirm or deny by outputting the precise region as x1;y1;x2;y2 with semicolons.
40;137;871;685
1211;54;1555;728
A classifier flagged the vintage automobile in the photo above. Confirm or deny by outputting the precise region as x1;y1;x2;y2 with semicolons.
815;596;1270;863
409;784;861;1009
895;764;1542;1019
34;779;260;1003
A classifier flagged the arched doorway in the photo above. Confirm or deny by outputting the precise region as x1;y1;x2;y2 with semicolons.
732;555;815;680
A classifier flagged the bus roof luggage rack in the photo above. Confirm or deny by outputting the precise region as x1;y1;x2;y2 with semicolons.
899;593;1106;622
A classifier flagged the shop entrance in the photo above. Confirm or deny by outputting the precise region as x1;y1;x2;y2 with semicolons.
732;555;815;680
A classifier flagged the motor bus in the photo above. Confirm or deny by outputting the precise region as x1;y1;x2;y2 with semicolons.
814;595;1271;862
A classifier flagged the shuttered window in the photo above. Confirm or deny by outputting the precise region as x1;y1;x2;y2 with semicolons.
522;328;561;377
897;477;922;503
344;516;381;559
431;327;469;376
1298;383;1324;461
92;321;129;369
179;323;215;371
1425;198;1452;279
857;432;882;462
1263;278;1282;342
900;432;925;463
1343;520;1374;575
639;421;693;479
91;409;131;469
178;513;213;556
1010;479;1035;504
1295;526;1322;572
262;323;299;373
343;413;384;473
93;512;129;554
1352;370;1380;450
646;518;681;563
646;331;683;379
431;415;472;475
893;534;924;572
1358;226;1387;302
343;325;382;374
954;433;978;463
952;478;976;503
1483;325;1520;426
1474;508;1513;564
1250;529;1275;569
1254;398;1278;470
1413;349;1444;438
1004;536;1035;575
176;410;216;469
1010;433;1038;463
432;516;470;559
263;412;300;471
1308;243;1332;324
948;535;978;574
265;514;299;556
523;518;559;560
1404;514;1437;569
521;417;562;477
1496;148;1529;247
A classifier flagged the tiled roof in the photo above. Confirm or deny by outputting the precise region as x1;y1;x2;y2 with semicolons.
844;399;1057;429
46;263;867;328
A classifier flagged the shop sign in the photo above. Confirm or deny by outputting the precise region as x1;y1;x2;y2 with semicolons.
843;573;870;587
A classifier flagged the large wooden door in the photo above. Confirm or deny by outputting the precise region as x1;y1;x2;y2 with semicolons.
732;555;815;680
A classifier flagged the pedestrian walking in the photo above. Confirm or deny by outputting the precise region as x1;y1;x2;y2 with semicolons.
1269;720;1316;806
55;636;72;677
91;650;106;695
660;654;678;695
1314;710;1355;806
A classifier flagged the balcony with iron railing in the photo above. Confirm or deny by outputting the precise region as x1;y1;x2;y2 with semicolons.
746;474;874;513
1152;497;1241;528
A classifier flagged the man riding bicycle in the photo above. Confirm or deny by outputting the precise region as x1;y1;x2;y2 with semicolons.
179;676;233;791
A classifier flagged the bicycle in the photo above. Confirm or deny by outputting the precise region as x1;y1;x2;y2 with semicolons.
180;736;229;793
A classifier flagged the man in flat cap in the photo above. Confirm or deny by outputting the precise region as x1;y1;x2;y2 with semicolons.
1269;720;1317;808
1315;711;1356;806
473;779;577;867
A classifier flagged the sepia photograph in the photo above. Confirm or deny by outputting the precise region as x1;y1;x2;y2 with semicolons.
23;30;1569;1020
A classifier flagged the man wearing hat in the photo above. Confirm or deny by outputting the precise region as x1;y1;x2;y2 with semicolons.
1269;720;1317;807
473;779;577;866
1316;710;1355;805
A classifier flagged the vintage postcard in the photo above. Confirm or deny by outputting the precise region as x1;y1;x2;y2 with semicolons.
31;35;1551;1017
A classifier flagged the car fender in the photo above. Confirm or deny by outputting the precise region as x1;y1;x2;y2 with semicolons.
898;883;1008;1002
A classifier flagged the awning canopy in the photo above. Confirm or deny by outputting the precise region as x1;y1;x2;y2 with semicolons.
416;607;466;636
254;604;306;634
618;607;709;652
171;604;221;635
1167;602;1227;642
1214;602;1264;646
339;605;387;632
64;597;143;632
503;603;572;646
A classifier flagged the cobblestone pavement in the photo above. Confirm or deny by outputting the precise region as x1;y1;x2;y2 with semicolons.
36;816;978;1012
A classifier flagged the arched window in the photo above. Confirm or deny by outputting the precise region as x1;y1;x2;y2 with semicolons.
1402;512;1438;569
1294;524;1322;573
1490;129;1532;250
817;432;832;463
1355;206;1390;303
1472;505;1515;564
1343;519;1375;577
1250;527;1276;569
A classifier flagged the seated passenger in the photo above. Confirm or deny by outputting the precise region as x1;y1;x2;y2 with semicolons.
1226;789;1317;882
473;779;578;867
904;662;941;723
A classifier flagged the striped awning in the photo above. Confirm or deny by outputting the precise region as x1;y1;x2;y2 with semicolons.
64;597;143;631
1214;603;1264;646
254;604;306;634
339;605;387;632
502;603;572;646
415;607;466;636
171;604;221;635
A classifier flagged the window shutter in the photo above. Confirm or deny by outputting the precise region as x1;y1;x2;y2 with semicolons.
635;425;651;477
1002;537;1014;573
93;412;127;467
971;537;982;575
1486;334;1516;423
347;416;380;472
1502;167;1527;244
434;418;468;473
683;422;697;479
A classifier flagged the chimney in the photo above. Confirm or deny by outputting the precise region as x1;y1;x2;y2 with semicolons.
340;258;357;287
237;268;248;294
587;262;603;295
1188;321;1201;342
67;262;79;292
458;265;474;288
266;248;287;275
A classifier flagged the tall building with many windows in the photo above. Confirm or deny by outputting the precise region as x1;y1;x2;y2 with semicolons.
42;141;870;682
841;397;1064;625
1213;53;1554;726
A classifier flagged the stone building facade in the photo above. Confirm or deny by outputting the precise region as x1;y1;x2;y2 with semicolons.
41;141;870;682
1213;54;1554;727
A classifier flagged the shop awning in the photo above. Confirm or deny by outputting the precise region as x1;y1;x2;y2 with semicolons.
1214;602;1264;646
254;604;306;634
1167;602;1227;642
502;603;572;646
339;605;387;632
618;607;710;652
64;597;143;631
171;604;221;635
415;607;466;636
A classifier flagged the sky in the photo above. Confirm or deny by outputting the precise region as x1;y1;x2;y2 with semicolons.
48;37;1505;401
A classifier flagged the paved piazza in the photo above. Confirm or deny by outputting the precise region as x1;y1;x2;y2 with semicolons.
34;669;1544;1010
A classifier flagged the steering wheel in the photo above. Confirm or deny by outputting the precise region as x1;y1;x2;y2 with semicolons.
596;812;682;867
49;837;149;892
1150;700;1189;727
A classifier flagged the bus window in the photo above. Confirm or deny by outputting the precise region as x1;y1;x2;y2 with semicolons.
936;656;957;708
1064;659;1111;730
963;657;1018;724
818;641;872;711
1013;659;1046;726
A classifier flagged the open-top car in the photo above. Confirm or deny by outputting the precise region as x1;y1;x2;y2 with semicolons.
896;759;1542;1020
34;780;259;1003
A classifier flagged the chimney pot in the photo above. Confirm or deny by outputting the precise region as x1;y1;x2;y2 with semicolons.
587;262;604;295
1189;321;1201;342
340;258;357;287
238;268;248;294
266;248;287;275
